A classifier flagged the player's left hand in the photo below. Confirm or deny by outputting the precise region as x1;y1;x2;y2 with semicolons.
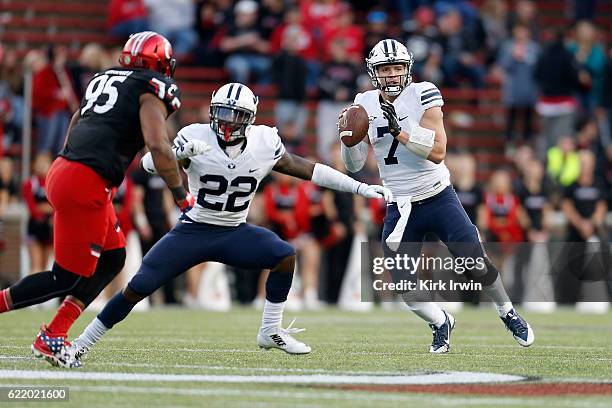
379;94;401;138
174;139;211;160
359;184;393;202
175;192;195;212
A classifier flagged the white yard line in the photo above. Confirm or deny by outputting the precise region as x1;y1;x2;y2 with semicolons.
0;369;525;384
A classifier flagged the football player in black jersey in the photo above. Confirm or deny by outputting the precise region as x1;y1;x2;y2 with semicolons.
0;31;193;366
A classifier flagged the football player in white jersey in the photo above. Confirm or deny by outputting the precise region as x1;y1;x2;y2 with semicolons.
341;39;534;353
57;83;392;368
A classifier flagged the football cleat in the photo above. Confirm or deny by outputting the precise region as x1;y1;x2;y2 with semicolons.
429;311;455;353
500;309;534;347
31;325;70;366
257;318;311;355
56;341;89;369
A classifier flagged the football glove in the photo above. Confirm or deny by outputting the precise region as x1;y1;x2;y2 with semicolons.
379;94;401;138
173;138;211;160
175;192;195;212
358;184;393;202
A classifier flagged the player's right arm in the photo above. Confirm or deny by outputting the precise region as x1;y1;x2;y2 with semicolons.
273;151;392;202
339;93;369;173
139;93;192;210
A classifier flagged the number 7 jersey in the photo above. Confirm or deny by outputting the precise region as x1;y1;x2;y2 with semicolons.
355;81;450;200
61;67;181;186
177;123;286;227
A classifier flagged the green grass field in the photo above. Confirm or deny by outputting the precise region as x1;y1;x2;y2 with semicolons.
0;306;610;407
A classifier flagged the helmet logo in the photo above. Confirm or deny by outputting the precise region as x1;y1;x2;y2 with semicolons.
228;163;236;169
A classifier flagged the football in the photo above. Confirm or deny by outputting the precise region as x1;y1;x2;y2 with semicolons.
338;104;369;147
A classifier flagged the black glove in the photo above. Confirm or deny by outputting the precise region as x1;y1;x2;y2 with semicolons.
379;94;401;138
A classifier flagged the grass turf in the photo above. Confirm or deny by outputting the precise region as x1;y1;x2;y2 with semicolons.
0;306;610;407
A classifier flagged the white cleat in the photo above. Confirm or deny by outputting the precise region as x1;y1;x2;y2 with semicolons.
257;318;311;354
56;340;89;369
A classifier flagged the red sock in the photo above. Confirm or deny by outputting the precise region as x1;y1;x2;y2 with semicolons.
47;299;82;337
0;289;11;313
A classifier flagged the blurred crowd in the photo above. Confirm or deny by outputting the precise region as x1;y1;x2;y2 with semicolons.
0;0;610;308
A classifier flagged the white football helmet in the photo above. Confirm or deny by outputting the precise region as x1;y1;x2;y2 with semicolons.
366;39;414;96
210;83;259;142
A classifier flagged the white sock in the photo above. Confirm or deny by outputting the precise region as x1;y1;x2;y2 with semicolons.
261;300;284;332
74;318;109;350
405;301;447;328
494;301;514;317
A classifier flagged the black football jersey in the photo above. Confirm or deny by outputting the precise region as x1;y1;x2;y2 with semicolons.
60;67;181;186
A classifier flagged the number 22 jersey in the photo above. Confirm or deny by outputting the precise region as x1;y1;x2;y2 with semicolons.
178;123;286;227
60;67;181;186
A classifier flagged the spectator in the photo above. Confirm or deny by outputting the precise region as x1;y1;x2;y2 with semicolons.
107;0;149;41
480;0;509;64
568;20;606;114
451;153;481;225
194;0;227;67
27;48;75;155
0;157;17;205
435;7;486;88
316;39;358;163
145;0;198;60
507;0;538;41
0;47;24;146
258;0;286;40
479;169;528;244
70;43;112;99
321;3;364;64
515;158;553;301
365;10;390;60
321;145;362;304
131;165;177;304
534;30;580;157
300;0;342;40
220;0;271;84
272;28;308;153
22;153;53;276
559;150;608;303
547;136;581;188
600;49;612;178
263;173;322;309
498;23;539;151
270;7;320;88
403;6;443;84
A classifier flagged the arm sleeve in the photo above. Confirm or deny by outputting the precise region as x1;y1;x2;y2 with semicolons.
340;92;368;172
418;82;444;111
144;72;182;116
311;163;364;195
341;140;368;173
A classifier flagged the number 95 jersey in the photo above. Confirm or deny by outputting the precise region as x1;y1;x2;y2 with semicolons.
355;81;450;199
178;123;286;227
61;67;181;187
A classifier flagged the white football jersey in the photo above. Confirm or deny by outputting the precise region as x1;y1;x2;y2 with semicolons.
178;123;285;226
355;81;450;200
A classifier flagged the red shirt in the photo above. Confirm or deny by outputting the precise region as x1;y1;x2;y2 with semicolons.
264;182;301;240
32;65;69;116
22;175;49;222
270;23;318;60
484;193;524;243
108;0;147;27
321;24;364;62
